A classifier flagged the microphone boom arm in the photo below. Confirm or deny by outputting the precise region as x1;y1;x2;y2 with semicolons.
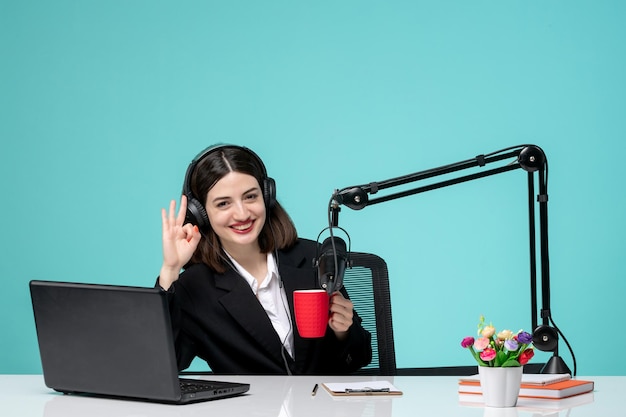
329;144;572;374
336;162;521;210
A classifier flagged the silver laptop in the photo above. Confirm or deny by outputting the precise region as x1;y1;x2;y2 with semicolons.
29;280;250;404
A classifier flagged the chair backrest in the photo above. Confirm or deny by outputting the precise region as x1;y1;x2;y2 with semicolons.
343;252;397;375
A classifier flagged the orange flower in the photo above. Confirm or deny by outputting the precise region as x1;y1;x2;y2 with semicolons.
481;325;496;338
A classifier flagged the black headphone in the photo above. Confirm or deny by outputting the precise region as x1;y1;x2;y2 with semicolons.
182;144;276;230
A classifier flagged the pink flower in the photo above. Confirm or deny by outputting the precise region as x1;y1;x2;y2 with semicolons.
519;348;535;365
474;337;490;351
461;337;475;348
480;347;496;361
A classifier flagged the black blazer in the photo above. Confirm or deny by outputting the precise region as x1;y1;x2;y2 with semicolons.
166;238;372;375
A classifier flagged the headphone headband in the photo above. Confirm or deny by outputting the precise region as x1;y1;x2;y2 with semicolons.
182;144;276;229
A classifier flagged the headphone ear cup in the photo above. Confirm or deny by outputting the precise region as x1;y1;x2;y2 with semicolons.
185;196;210;230
264;177;276;210
532;324;559;352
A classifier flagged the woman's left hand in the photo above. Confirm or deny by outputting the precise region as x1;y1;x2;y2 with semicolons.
328;291;354;340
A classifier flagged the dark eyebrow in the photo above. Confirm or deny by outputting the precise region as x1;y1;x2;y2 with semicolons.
210;187;260;204
242;187;260;195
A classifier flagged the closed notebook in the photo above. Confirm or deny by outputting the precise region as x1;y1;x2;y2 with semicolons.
459;391;595;411
458;376;594;399
459;373;572;386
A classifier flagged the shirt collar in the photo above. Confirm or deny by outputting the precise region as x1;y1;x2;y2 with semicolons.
224;251;279;293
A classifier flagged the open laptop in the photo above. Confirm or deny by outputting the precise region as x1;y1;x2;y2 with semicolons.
29;280;250;404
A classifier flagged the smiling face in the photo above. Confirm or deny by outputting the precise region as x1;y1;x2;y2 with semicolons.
204;171;267;255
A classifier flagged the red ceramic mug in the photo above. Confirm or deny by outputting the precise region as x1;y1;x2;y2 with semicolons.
293;289;329;338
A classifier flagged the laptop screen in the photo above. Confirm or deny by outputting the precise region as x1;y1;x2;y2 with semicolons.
29;280;249;403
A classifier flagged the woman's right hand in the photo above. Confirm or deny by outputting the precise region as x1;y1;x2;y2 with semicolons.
159;195;201;290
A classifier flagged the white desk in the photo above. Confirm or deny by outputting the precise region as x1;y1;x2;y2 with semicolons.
0;375;621;417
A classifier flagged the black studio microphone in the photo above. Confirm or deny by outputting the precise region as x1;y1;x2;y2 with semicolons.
316;236;349;295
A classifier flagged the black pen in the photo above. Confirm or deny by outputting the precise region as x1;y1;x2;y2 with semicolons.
311;383;319;396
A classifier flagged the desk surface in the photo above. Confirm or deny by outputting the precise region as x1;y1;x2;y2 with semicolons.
0;375;621;417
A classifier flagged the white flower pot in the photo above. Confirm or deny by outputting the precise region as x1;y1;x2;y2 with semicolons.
478;366;523;407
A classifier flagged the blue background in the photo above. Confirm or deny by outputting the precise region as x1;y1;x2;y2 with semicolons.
2;1;624;375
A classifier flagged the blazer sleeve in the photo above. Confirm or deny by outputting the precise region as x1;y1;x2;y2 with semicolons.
155;278;198;371
319;286;373;374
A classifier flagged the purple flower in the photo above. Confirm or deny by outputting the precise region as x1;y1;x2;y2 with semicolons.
461;337;475;348
517;331;532;344
504;339;519;351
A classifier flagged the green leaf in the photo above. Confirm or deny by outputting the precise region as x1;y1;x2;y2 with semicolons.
501;359;521;368
495;350;508;367
469;348;487;366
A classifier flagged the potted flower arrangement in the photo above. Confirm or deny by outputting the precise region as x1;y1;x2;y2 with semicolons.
461;315;535;367
460;316;535;407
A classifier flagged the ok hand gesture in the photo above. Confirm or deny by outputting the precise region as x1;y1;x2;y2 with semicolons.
159;195;201;290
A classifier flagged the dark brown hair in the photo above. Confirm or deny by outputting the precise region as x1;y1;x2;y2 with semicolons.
187;145;298;272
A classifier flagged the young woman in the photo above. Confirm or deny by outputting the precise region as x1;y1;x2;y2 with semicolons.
159;144;372;375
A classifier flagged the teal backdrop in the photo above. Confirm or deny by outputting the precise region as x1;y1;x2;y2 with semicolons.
2;1;625;375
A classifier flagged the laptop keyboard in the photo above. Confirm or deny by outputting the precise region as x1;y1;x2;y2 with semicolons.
179;379;221;394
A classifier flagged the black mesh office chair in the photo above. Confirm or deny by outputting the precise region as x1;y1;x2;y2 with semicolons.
342;252;544;377
343;252;397;376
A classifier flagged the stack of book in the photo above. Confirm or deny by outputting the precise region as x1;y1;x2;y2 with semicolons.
458;373;595;410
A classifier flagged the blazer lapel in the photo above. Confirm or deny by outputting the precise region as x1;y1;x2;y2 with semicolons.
214;269;287;366
210;244;320;372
